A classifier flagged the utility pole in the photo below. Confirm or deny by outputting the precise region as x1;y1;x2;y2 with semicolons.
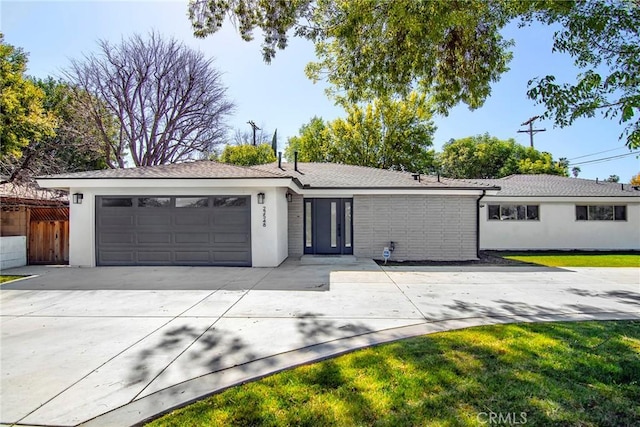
247;120;260;146
517;115;546;148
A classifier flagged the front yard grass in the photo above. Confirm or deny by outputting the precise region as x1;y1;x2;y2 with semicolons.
148;321;640;427
0;275;25;284
500;252;640;267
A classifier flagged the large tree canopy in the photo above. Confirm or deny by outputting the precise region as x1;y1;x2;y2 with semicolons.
216;143;276;166
0;34;56;158
286;93;436;172
188;1;569;110
66;31;235;168
1;78;110;184
527;0;640;148
189;1;639;148
285;116;331;162
439;134;568;179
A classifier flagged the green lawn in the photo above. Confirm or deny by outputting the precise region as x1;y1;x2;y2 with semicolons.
501;253;640;267
0;275;25;284
148;321;640;427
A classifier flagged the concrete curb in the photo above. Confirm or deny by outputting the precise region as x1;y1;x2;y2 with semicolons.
80;311;640;427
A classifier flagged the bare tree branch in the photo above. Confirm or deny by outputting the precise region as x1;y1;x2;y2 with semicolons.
64;31;235;167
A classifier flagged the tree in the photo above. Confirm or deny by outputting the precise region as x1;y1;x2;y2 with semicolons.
286;94;436;172
232;126;271;146
0;34;56;158
217;143;276;166
1;78;110;183
631;172;640;186
189;2;639;148
328;93;436;171
65;31;234;168
285;117;331;162
188;1;570;111
572;166;581;178
527;1;640;149
605;174;620;183
439;134;568;179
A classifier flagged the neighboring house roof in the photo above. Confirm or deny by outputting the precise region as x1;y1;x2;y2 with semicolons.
470;174;640;197
38;160;496;190
0;182;68;206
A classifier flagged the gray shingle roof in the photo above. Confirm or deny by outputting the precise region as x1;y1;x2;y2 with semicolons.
251;162;493;189
471;174;640;197
38;160;494;189
38;161;288;179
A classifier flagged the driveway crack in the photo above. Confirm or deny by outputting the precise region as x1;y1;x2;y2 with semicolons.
131;273;269;401
13;289;220;425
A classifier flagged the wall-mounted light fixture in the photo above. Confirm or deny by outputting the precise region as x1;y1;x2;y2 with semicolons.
257;192;265;204
286;192;293;203
72;193;84;204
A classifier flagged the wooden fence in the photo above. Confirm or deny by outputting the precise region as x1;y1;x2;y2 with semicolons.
28;207;69;265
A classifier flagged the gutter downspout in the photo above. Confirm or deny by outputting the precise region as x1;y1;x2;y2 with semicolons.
477;190;486;259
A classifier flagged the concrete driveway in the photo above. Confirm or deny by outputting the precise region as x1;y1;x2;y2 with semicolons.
1;259;639;426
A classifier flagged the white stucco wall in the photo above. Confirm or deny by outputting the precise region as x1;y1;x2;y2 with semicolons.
0;236;27;270
480;197;640;250
67;184;289;267
250;186;289;267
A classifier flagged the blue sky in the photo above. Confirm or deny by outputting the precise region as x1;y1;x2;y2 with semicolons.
3;1;638;181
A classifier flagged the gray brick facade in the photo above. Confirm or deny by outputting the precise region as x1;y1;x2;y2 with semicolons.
288;193;304;256
287;194;479;261
353;195;478;261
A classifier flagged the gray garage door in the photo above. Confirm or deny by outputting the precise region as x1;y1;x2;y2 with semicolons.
96;196;251;266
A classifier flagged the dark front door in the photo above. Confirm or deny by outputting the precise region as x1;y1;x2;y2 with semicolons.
315;198;342;254
304;198;353;255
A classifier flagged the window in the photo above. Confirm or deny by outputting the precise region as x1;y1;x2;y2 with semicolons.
101;198;132;207
176;197;209;208
330;202;337;248
305;201;312;248
488;204;539;221
344;201;352;248
214;197;246;207
576;205;626;221
138;197;170;207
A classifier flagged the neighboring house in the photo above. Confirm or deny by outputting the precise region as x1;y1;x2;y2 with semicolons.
36;161;496;267
0;182;70;268
473;175;640;251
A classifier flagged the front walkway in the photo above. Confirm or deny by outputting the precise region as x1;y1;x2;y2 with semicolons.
1;260;638;426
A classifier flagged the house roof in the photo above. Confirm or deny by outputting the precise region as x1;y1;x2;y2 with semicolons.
254;162;492;189
38;161;288;180
38;160;495;190
470;174;640;197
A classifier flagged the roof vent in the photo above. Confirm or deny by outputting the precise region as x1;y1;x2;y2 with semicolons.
278;151;282;169
411;173;420;182
294;151;299;172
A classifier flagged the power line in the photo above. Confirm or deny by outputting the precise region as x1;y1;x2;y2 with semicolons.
569;151;639;166
567;146;628;161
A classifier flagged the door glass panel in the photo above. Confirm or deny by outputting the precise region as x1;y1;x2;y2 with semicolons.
330;202;337;247
138;197;170;207
344;201;352;248
101;198;132;207
305;201;312;248
214;197;246;207
176;197;209;208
